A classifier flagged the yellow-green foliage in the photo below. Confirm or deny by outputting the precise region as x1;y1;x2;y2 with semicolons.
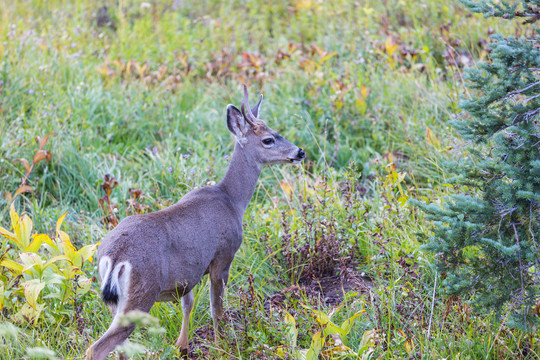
0;204;97;324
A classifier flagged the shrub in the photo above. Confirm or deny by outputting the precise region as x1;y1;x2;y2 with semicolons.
0;204;97;325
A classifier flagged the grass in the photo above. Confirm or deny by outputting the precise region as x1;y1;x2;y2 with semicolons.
0;0;537;359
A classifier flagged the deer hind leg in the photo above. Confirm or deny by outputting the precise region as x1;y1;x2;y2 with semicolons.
209;266;230;342
88;259;158;360
175;290;194;356
87;313;136;360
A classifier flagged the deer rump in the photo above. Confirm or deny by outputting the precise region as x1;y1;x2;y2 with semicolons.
97;187;243;308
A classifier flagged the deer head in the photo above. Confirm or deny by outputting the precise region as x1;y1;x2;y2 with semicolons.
226;84;305;165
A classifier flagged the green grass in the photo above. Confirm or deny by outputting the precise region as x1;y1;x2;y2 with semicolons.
0;0;537;359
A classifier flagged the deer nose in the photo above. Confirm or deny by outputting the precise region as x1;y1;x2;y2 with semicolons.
297;148;305;159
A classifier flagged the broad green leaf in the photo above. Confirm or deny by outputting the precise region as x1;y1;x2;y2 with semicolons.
283;310;298;348
44;255;70;268
78;243;98;263
322;322;347;345
340;310;366;334
42;272;65;286
305;331;323;360
23;279;46;310
76;276;92;295
20;253;43;274
13;303;45;325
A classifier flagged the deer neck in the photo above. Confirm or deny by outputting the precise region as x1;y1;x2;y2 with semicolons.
218;142;262;215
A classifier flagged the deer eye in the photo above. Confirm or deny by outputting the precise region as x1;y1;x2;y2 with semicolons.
262;138;275;146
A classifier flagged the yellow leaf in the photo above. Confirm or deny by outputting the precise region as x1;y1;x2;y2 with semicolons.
41;234;59;254
56;213;67;231
0;226;17;242
44;255;70;267
321;344;353;356
363;7;374;15
283;310;296;326
24;234;44;253
0;258;24;274
14;185;33;196
319;52;337;64
425;127;440;148
9;203;20;237
20;215;33;250
280;181;294;198
361;85;370;99
355;97;367;114
305;330;324;360
385;36;399;56
405;337;414;354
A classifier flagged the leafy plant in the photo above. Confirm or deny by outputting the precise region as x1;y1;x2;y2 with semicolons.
0;204;97;324
280;304;366;359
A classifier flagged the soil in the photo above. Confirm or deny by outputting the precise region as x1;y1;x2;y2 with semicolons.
267;268;373;309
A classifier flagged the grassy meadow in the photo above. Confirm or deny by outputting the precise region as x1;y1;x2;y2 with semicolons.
0;0;536;359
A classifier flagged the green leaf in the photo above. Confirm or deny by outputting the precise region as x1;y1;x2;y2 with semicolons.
20;253;43;274
77;243;98;263
23;279;46;310
340;310;365;334
305;331;323;360
283;310;298;348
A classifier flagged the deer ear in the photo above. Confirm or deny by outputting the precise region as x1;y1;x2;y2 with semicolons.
251;94;263;118
226;104;248;146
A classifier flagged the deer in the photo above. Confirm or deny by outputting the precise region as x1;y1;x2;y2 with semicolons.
87;85;305;360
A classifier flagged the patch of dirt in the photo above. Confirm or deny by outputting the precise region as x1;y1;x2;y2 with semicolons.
266;268;372;310
188;325;213;359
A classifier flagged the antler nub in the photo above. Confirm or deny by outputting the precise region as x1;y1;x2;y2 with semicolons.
242;84;258;127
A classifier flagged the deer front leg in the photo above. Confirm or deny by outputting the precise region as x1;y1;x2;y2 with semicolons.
175;291;194;357
209;268;230;342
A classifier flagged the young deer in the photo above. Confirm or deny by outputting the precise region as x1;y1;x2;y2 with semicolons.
87;85;305;360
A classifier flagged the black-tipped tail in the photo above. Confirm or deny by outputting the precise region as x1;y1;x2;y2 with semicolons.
101;279;119;305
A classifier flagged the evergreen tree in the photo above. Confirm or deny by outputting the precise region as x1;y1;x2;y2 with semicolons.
415;0;540;327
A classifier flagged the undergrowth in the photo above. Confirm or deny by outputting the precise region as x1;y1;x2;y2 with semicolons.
0;0;537;359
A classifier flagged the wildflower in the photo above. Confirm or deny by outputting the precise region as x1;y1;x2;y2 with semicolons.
183;154;189;159
190;170;195;176
167;167;173;172
28;89;34;94
224;155;230;160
